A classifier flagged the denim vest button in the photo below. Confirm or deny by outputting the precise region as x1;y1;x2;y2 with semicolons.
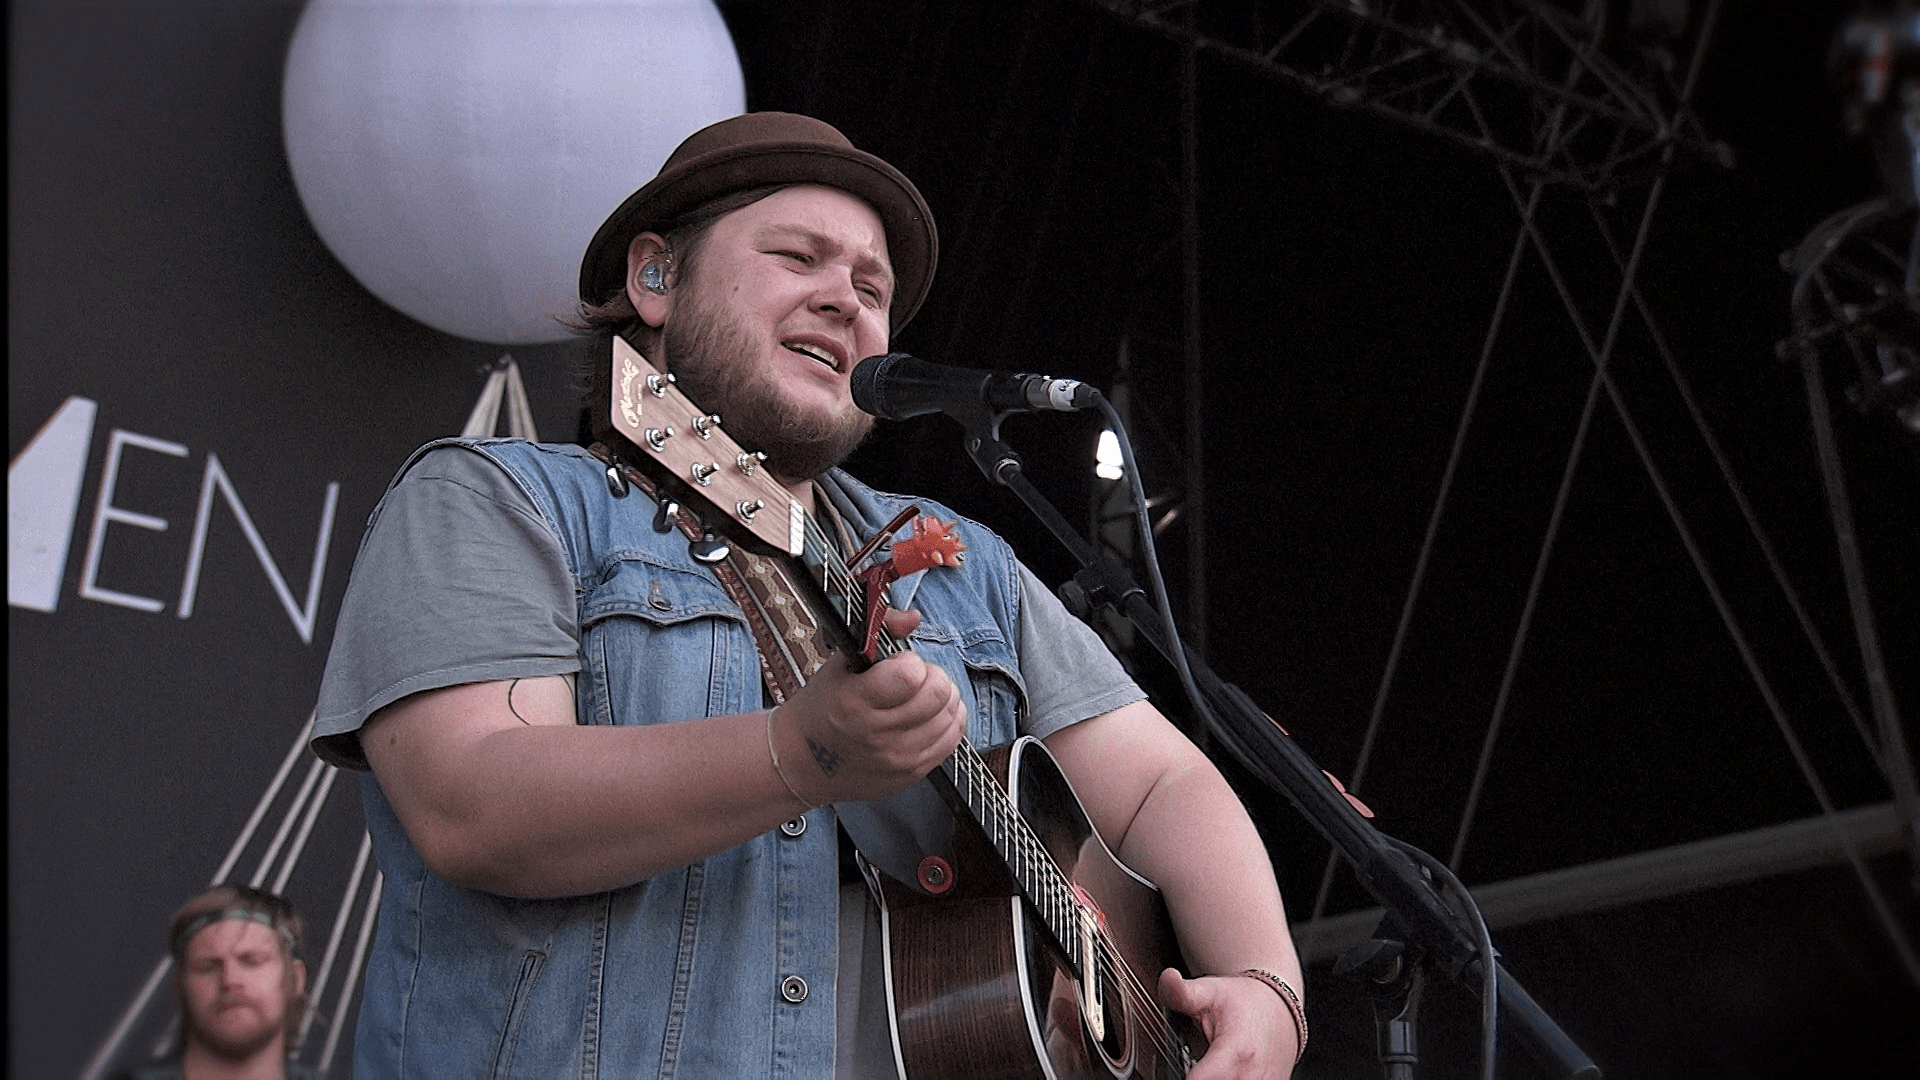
779;815;807;838
780;974;809;1003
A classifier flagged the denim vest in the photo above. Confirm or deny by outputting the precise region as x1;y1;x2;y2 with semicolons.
352;439;1027;1078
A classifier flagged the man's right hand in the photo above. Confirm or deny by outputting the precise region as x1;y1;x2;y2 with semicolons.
769;608;967;805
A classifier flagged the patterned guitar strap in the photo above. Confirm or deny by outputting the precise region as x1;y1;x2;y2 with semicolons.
588;441;848;705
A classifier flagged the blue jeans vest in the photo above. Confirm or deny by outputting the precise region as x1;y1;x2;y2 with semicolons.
352;439;1027;1078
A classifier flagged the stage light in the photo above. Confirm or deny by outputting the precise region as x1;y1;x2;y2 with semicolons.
1095;428;1124;481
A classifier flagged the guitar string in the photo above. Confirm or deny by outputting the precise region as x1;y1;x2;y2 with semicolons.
651;372;1185;1065
806;515;1189;1067
1096;924;1187;1068
798;510;1190;1069
797;514;1079;932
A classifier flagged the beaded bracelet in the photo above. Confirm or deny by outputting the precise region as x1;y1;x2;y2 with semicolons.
1240;967;1308;1066
765;707;816;810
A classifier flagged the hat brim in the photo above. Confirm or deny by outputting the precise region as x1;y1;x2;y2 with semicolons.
578;141;936;332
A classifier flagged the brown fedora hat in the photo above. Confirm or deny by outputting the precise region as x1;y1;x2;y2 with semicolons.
578;112;938;331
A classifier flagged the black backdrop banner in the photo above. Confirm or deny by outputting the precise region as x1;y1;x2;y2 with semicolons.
8;4;589;1075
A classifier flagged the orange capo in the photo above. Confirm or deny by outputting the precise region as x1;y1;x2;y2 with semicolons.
852;509;967;662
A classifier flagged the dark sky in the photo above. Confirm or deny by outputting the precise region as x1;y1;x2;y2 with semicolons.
10;1;1916;1077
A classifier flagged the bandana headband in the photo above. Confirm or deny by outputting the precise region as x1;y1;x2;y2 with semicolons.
172;907;296;958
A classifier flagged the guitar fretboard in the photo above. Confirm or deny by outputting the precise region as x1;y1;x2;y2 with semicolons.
609;335;1100;982
796;519;1094;977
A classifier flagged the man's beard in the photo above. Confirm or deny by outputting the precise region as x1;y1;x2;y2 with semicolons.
185;999;283;1062
660;291;873;483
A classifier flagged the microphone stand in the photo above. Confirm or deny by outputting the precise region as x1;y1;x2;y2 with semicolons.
949;411;1600;1080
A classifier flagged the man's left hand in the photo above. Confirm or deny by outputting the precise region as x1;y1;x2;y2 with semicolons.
1158;968;1300;1079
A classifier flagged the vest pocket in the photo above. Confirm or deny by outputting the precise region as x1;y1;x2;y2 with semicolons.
965;657;1024;746
576;554;749;728
911;626;1026;748
489;949;546;1079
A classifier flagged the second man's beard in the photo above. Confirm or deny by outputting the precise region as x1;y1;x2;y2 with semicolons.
184;1003;285;1064
660;293;874;483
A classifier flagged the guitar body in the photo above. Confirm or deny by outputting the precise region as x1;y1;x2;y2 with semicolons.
865;737;1201;1079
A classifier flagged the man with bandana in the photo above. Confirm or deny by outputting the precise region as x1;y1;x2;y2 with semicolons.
112;885;323;1080
315;113;1307;1078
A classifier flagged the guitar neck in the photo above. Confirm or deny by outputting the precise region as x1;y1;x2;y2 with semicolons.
607;337;1091;975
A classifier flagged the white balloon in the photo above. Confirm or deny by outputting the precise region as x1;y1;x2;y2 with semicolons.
283;0;745;345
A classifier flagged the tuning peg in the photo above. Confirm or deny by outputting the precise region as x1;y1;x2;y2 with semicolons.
652;497;681;534
605;462;629;498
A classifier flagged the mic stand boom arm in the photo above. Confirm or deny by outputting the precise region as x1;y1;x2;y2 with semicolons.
953;413;1599;1080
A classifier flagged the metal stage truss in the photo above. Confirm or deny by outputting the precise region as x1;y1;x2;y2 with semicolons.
1068;0;1919;992
1074;0;1734;192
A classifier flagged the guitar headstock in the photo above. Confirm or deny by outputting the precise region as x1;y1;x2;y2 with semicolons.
608;336;805;556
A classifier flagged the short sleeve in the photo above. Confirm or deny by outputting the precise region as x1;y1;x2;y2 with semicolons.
311;446;581;769
1014;562;1145;739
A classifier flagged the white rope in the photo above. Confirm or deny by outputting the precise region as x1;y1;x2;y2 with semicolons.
319;872;384;1072
80;714;318;1080
301;831;375;1046
502;356;540;440
462;355;541;441
211;711;316;886
271;764;341;895
248;757;326;890
460;365;509;438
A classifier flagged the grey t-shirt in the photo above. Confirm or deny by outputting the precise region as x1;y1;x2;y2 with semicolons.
314;445;1142;762
312;446;1147;1076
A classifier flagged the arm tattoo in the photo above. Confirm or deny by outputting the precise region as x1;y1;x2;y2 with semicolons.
506;676;575;726
806;738;841;776
506;679;531;725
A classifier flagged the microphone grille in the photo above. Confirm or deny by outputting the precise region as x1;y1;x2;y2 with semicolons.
850;352;914;416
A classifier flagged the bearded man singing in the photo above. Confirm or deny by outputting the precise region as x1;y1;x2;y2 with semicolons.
314;112;1308;1079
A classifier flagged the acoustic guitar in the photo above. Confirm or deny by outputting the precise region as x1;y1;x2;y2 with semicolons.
607;337;1203;1078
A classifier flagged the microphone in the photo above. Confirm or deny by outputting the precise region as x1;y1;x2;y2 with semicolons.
850;352;1097;421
